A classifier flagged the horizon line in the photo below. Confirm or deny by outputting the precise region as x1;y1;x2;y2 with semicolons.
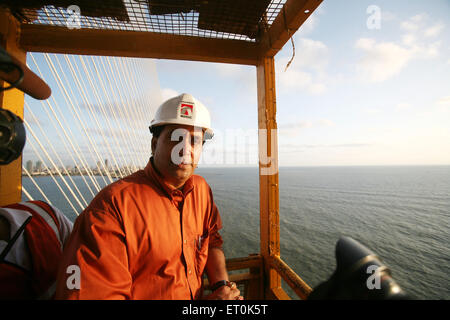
196;163;450;168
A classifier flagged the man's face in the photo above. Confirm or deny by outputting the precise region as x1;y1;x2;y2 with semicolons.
152;124;204;187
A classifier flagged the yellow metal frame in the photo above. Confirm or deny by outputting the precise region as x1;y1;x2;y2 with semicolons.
0;10;25;206
0;0;323;299
257;56;281;298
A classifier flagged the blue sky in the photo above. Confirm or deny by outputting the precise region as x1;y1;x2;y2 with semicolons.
24;0;450;168
155;0;450;167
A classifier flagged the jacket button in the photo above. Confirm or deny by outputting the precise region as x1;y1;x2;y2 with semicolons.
188;269;192;274
183;239;187;244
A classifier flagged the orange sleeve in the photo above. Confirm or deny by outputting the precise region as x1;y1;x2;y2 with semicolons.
207;187;224;250
55;197;132;299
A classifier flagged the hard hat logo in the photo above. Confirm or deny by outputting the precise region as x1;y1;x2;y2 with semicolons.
180;103;193;119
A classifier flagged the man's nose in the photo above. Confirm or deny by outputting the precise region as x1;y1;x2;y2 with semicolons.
178;136;193;158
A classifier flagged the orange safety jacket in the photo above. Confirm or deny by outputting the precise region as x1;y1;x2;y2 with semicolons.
56;158;223;300
0;201;71;299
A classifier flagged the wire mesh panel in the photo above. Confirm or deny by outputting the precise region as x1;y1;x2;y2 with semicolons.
0;0;287;42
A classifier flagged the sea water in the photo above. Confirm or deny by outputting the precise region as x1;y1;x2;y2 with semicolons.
22;165;450;299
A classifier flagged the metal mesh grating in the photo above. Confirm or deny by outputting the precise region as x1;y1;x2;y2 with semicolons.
1;0;287;42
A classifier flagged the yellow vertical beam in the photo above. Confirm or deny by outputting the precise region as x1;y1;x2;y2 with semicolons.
0;9;25;206
257;56;281;299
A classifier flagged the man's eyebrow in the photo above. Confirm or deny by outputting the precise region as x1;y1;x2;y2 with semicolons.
169;129;186;135
169;129;203;136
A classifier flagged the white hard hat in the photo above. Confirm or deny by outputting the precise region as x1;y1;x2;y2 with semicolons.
150;93;214;140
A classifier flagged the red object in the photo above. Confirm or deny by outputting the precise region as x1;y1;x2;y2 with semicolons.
0;201;63;299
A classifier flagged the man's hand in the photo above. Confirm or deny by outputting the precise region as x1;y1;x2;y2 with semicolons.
205;281;243;300
204;248;243;300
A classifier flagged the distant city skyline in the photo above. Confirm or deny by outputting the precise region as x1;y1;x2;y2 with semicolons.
22;158;142;177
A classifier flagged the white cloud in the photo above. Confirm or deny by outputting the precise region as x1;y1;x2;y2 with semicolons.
396;103;412;111
402;34;416;46
160;88;178;101
211;63;255;94
422;41;441;58
355;14;444;83
308;83;327;95
400;13;428;32
277;67;326;95
381;11;396;22
355;38;412;82
280;120;313;130
399;14;445;43
355;38;376;50
364;107;382;114
294;4;325;37
214;63;245;77
424;22;445;37
290;37;329;70
316;119;335;127
400;21;419;32
278;69;312;88
276;37;329;94
411;13;428;23
436;96;450;111
279;119;334;131
296;13;317;36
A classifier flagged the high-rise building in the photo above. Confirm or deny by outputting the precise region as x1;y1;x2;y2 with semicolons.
105;159;109;169
26;160;33;173
35;160;43;172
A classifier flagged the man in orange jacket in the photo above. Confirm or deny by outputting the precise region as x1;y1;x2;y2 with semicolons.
56;93;242;300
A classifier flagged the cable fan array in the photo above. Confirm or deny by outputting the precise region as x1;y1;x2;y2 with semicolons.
21;52;160;219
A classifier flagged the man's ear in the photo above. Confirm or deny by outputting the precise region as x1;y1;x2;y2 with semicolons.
151;136;157;155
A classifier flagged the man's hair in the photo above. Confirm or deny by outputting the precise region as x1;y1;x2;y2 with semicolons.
150;125;165;138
